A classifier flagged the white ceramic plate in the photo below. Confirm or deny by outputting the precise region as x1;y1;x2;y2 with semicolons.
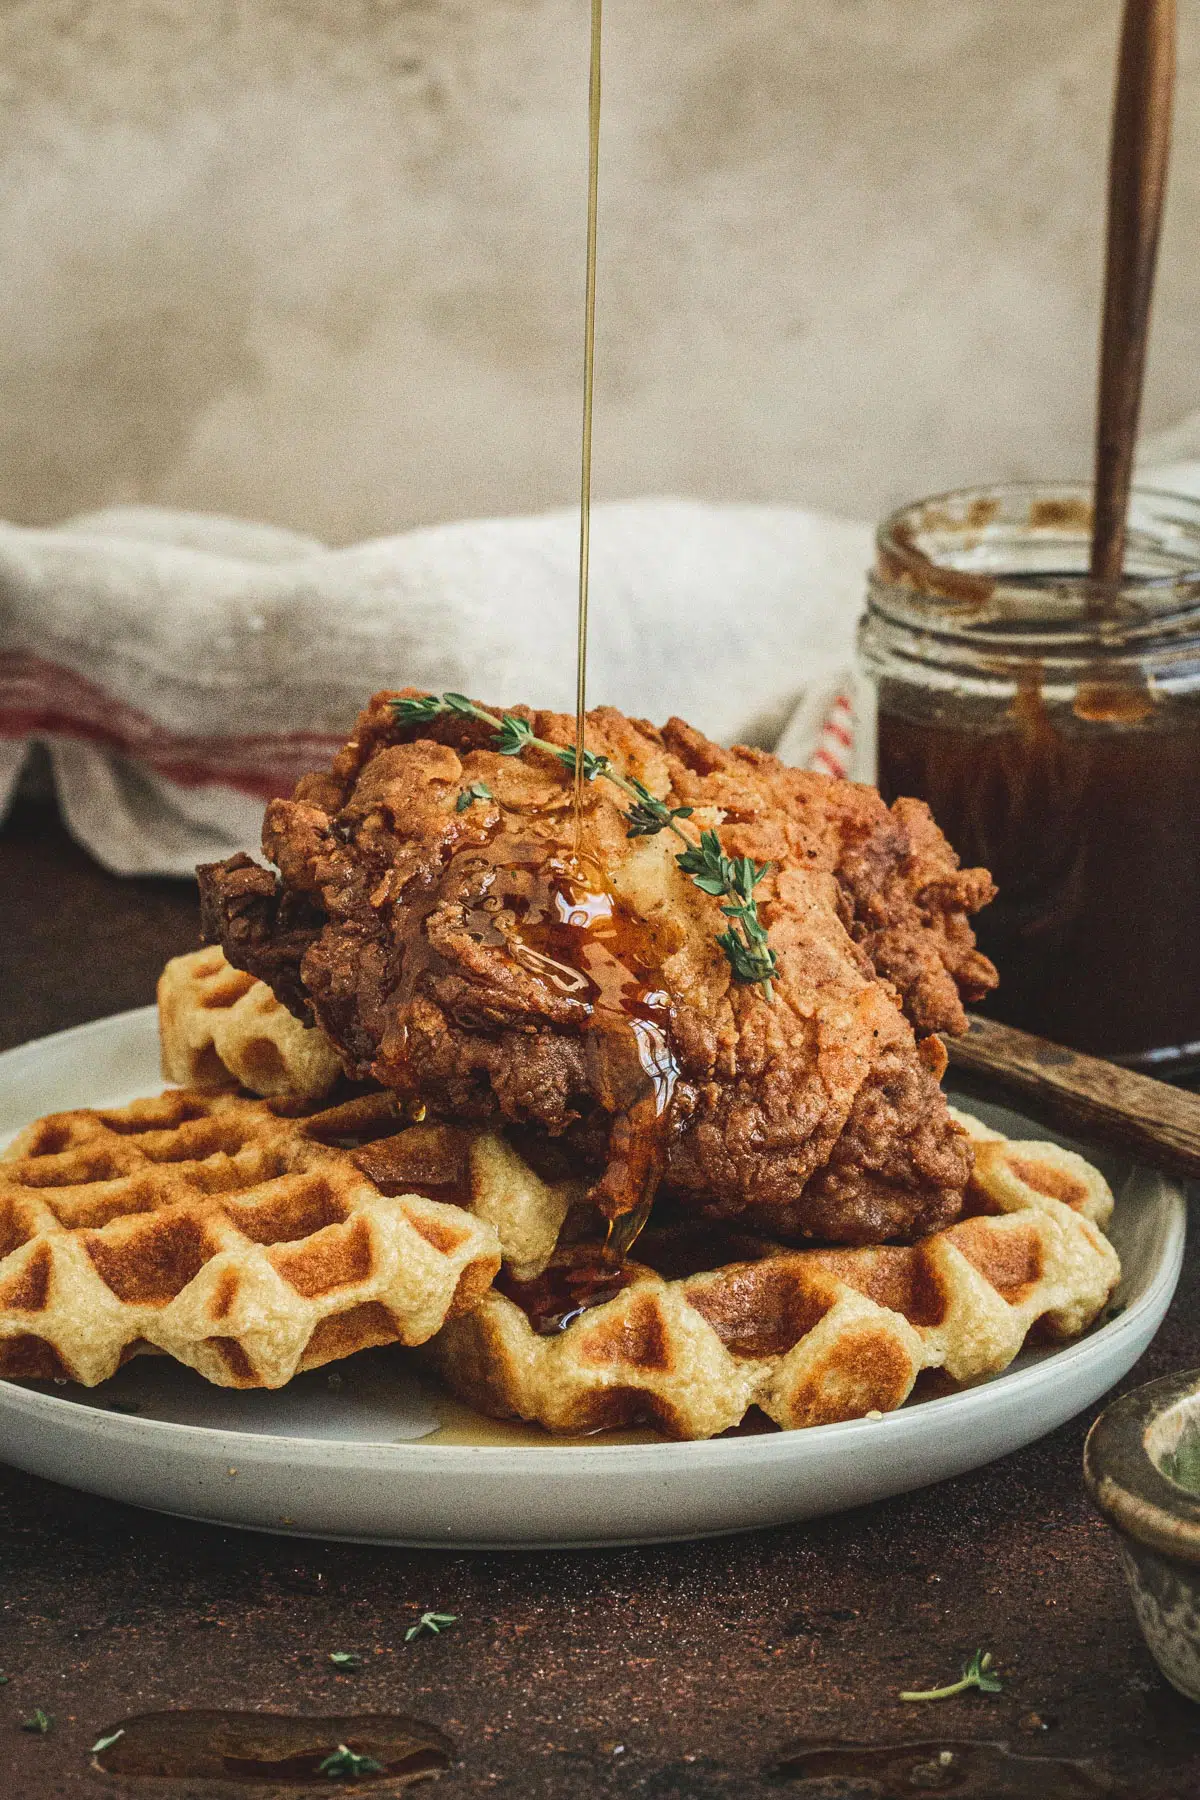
0;1007;1186;1549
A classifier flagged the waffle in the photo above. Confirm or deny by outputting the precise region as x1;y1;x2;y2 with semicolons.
157;955;579;1278
298;1093;583;1283
426;1115;1121;1439
0;1090;500;1388
158;947;342;1099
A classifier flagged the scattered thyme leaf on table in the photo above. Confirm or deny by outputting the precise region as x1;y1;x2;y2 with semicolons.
899;1648;1002;1702
90;1729;125;1755
328;1650;363;1670
21;1708;53;1734
405;1610;458;1642
391;692;776;999
317;1742;385;1779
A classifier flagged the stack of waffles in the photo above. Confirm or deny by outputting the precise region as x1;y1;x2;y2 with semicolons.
0;950;1121;1437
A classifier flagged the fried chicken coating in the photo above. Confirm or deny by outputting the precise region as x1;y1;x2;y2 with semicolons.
199;693;997;1245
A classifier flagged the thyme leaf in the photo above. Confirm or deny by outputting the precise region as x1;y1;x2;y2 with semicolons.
899;1649;1002;1703
456;781;494;813
21;1709;53;1734
389;693;776;998
328;1650;363;1669
553;744;611;782
317;1743;385;1779
493;714;536;756
90;1730;125;1755
391;693;448;728
405;1610;458;1642
622;778;693;839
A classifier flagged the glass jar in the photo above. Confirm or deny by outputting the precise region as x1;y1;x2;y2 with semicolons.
858;482;1200;1071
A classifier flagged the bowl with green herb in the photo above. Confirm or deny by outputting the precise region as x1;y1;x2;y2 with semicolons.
1085;1367;1200;1701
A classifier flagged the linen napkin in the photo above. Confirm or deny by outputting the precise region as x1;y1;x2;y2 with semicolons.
0;498;871;876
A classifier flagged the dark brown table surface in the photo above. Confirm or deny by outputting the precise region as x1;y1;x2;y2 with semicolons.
3;795;1200;1798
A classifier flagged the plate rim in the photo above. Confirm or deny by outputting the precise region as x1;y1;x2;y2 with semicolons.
0;1005;1186;1470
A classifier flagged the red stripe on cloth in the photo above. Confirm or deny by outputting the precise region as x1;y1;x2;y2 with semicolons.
0;652;345;800
812;745;846;779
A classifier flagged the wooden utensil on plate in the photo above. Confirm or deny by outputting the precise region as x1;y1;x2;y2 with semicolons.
1091;0;1176;584
948;1014;1200;1185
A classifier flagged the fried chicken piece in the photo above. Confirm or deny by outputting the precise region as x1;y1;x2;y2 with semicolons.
199;693;997;1245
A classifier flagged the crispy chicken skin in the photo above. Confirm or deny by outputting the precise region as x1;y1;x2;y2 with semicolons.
199;693;997;1245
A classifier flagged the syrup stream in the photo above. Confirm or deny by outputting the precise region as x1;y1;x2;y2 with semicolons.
573;0;603;851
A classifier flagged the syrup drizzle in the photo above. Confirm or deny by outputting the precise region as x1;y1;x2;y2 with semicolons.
573;0;603;850
455;835;682;1271
500;851;680;1232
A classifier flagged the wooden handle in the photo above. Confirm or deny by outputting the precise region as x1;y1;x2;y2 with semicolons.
946;1013;1200;1183
1091;0;1175;584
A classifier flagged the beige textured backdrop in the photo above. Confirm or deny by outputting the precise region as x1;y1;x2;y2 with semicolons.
1;0;1198;543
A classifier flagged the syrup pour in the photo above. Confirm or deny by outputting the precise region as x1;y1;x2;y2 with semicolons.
384;7;668;1294
572;0;603;850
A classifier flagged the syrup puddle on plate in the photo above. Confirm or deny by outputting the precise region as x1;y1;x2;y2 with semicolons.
420;1386;661;1447
22;1352;667;1448
27;1352;797;1448
90;1709;452;1791
767;1738;1117;1797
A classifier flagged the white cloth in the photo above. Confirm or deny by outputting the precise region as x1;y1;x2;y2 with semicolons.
0;498;871;875
6;447;1195;878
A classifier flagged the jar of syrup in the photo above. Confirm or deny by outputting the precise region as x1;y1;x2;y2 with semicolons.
858;482;1200;1071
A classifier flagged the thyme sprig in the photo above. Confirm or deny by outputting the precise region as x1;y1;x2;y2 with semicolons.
392;692;776;998
899;1648;1002;1703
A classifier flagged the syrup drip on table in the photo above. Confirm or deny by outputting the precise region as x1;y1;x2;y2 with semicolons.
767;1738;1115;1797
90;1709;452;1788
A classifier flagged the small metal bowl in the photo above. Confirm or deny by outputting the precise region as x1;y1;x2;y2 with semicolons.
1085;1369;1200;1701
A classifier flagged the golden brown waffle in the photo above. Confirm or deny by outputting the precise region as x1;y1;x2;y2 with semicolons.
158;947;342;1099
156;956;580;1279
427;1114;1121;1439
0;1090;500;1389
298;1093;583;1283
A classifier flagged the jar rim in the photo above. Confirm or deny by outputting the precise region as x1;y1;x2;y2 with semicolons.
874;481;1200;631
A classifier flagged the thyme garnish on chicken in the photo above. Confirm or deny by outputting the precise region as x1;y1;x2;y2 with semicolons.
455;780;494;813
392;691;777;998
